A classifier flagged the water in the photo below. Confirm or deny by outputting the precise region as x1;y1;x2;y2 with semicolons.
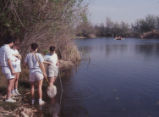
52;38;159;117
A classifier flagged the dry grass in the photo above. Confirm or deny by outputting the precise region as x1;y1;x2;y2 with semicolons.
61;43;81;62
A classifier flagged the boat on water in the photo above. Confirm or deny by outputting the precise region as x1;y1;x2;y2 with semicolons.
114;36;124;40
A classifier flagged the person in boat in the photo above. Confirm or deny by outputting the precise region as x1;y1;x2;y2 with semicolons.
115;36;122;40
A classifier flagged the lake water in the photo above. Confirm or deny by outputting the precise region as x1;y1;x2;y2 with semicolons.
47;38;159;117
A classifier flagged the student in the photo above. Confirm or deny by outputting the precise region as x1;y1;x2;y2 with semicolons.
24;43;47;105
0;36;16;103
44;46;59;87
11;44;22;96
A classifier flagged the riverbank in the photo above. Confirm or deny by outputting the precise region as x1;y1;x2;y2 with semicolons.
0;60;75;117
140;30;159;39
76;34;97;39
76;36;159;40
0;75;37;117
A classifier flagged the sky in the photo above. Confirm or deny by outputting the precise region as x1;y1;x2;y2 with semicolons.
88;0;159;25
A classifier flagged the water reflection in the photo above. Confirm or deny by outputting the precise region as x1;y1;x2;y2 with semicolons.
48;98;60;117
59;68;89;117
79;46;92;60
135;44;159;58
104;44;128;57
41;97;60;117
41;68;75;117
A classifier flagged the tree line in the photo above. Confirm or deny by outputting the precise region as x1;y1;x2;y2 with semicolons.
76;15;159;38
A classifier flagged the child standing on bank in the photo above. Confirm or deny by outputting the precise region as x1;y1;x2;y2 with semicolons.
11;44;22;96
24;43;47;105
44;46;59;87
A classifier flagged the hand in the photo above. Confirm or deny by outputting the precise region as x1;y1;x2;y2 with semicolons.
18;55;22;59
43;73;49;82
48;62;52;65
11;69;15;75
48;62;52;66
43;72;47;79
56;63;59;67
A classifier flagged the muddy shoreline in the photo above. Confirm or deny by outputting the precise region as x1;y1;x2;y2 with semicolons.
0;60;75;117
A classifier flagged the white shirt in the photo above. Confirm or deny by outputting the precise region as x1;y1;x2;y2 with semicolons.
11;49;21;65
44;53;58;68
0;45;12;67
25;53;44;73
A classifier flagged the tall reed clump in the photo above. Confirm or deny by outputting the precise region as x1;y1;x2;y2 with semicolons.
0;0;88;62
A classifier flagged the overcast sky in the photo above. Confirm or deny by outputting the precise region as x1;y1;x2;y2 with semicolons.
88;0;159;25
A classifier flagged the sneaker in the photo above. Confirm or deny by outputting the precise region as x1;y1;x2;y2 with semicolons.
39;100;45;105
11;90;18;96
5;98;16;103
15;89;21;95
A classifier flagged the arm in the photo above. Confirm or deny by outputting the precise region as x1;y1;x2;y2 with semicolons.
39;62;48;82
40;62;47;76
13;54;22;60
8;59;15;74
43;61;52;65
35;54;48;82
43;55;52;65
6;48;15;74
56;60;59;67
56;54;59;67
